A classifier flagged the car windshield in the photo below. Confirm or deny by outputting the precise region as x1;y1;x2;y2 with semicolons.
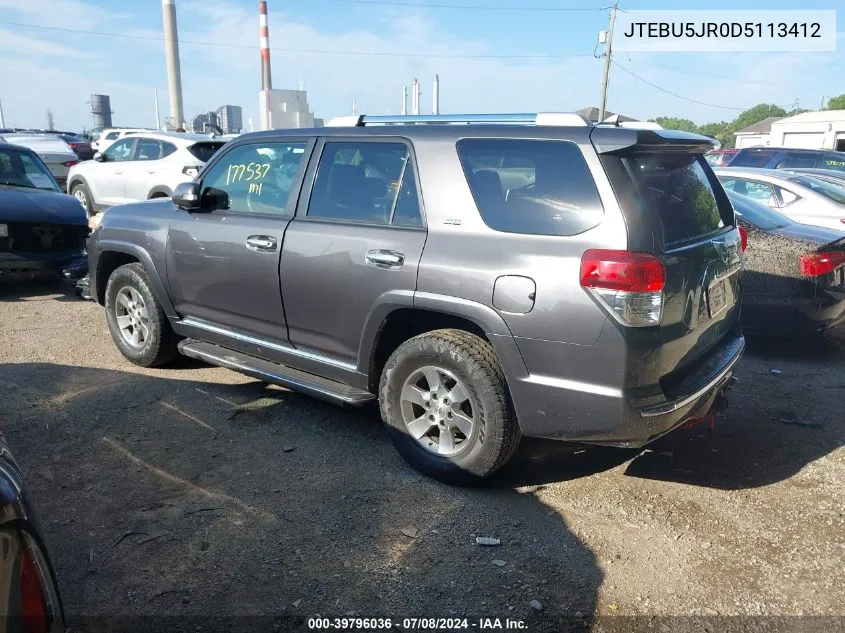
726;190;791;230
788;175;845;205
0;147;60;191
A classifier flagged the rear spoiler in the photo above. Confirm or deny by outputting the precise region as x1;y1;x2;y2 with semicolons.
591;126;717;155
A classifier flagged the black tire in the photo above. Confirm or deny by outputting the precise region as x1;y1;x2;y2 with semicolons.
379;329;520;485
104;263;177;367
70;182;94;217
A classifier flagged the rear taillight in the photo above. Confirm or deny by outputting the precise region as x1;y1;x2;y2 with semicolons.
799;251;845;277
62;161;78;167
19;536;50;633
580;249;665;326
738;226;748;252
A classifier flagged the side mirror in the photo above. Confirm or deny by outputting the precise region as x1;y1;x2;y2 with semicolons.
172;182;202;211
93;152;105;162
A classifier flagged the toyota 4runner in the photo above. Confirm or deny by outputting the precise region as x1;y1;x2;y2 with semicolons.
88;112;746;484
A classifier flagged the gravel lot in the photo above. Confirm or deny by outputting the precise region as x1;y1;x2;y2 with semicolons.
1;281;843;632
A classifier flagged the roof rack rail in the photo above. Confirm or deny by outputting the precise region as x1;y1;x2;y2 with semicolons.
324;113;592;127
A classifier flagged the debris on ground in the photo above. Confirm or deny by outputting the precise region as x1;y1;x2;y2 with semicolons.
282;446;294;452
492;559;507;567
475;537;501;546
530;599;543;612
400;525;420;539
769;369;782;375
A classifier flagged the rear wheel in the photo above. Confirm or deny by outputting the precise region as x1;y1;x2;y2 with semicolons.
379;329;520;484
104;263;177;367
70;182;94;217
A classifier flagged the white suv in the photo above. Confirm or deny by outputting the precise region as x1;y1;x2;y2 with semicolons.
90;128;150;153
67;132;228;216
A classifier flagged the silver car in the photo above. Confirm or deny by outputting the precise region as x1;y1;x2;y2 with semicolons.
715;167;845;231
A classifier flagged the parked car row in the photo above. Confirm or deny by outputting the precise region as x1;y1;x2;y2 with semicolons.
707;145;845;171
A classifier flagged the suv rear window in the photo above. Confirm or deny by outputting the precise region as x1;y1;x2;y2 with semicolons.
729;148;777;168
189;142;226;163
456;139;603;237
625;154;727;245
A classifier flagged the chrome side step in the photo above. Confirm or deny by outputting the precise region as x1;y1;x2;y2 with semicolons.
177;339;375;407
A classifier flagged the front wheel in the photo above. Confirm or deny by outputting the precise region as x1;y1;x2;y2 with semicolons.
70;182;94;217
104;263;177;367
379;329;520;484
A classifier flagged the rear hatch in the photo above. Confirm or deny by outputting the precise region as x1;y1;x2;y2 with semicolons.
593;128;743;398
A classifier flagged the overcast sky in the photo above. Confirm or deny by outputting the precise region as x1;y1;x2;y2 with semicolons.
0;0;842;131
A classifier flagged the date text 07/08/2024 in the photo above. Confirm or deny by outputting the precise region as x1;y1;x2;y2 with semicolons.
307;617;528;630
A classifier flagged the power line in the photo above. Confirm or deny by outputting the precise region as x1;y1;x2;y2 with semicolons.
326;0;608;10
612;62;744;111
0;20;594;59
624;58;826;93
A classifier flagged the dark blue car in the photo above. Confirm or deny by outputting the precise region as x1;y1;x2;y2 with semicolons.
0;142;88;283
728;147;845;172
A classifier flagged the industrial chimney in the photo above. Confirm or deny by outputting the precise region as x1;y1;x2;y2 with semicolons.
161;0;184;129
432;74;440;115
259;1;272;91
259;0;273;129
411;78;420;115
402;85;408;115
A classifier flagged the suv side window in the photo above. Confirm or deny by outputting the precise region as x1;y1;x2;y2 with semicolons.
822;152;845;171
105;131;120;141
456;138;603;236
307;141;423;227
103;138;136;162
199;141;309;215
778;152;818;169
161;141;177;159
134;138;162;161
730;148;777;168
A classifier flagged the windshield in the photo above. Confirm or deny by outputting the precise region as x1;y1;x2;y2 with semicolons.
788;175;845;205
726;190;791;230
0;147;60;191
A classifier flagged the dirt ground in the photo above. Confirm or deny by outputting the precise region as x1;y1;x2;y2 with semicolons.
1;280;843;632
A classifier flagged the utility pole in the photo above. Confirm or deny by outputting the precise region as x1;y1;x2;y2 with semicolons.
0;97;5;128
598;1;618;122
820;96;826;110
154;88;161;130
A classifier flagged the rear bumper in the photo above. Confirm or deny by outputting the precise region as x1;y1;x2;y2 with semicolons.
742;292;845;335
508;330;745;447
0;250;87;281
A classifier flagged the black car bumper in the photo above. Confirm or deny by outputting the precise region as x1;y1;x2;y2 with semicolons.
0;250;87;282
742;291;845;335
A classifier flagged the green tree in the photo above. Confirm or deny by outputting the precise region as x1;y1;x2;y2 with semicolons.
649;117;699;133
825;94;845;110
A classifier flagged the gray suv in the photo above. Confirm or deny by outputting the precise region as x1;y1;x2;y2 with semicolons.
88;112;746;483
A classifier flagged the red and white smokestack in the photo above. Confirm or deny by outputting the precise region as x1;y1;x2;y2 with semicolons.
259;0;272;91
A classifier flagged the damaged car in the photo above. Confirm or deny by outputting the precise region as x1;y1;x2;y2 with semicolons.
0;142;88;283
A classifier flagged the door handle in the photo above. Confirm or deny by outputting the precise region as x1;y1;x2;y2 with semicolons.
246;235;278;253
365;249;405;269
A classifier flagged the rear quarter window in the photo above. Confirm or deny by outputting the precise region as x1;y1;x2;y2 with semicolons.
455;138;603;237
189;142;226;163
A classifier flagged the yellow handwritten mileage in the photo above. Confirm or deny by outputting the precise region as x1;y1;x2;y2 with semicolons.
225;162;271;186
